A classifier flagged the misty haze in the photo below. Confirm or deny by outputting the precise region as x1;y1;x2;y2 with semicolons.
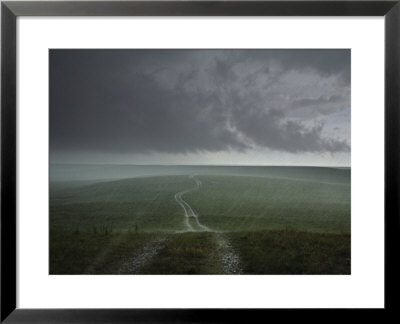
50;49;351;275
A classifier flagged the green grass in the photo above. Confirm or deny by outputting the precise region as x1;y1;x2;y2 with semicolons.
50;229;350;275
50;176;194;233
49;166;351;274
50;230;160;274
51;173;350;234
185;175;350;233
138;232;225;274
228;229;350;274
50;230;225;274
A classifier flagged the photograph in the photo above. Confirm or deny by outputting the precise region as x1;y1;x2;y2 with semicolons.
49;49;351;275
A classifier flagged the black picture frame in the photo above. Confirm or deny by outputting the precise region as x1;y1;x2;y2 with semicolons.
1;1;399;322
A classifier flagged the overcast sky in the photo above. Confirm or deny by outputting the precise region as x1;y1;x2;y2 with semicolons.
50;49;350;166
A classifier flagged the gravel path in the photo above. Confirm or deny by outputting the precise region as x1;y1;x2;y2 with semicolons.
216;233;242;274
174;175;212;232
175;175;242;274
119;237;167;274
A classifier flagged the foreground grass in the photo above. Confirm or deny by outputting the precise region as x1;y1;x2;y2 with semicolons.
138;232;225;274
50;229;350;275
228;230;350;274
50;231;157;274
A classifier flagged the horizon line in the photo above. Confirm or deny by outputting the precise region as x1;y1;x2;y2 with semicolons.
50;163;351;168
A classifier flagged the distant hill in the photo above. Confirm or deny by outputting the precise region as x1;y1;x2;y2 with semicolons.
50;164;350;185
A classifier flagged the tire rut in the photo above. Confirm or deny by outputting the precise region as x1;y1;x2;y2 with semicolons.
175;175;242;274
119;237;167;274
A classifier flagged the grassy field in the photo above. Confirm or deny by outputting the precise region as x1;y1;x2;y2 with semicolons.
184;175;350;233
50;230;350;275
50;165;351;274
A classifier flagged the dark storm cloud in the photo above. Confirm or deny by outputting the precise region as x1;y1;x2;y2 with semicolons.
242;49;350;83
50;49;350;155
